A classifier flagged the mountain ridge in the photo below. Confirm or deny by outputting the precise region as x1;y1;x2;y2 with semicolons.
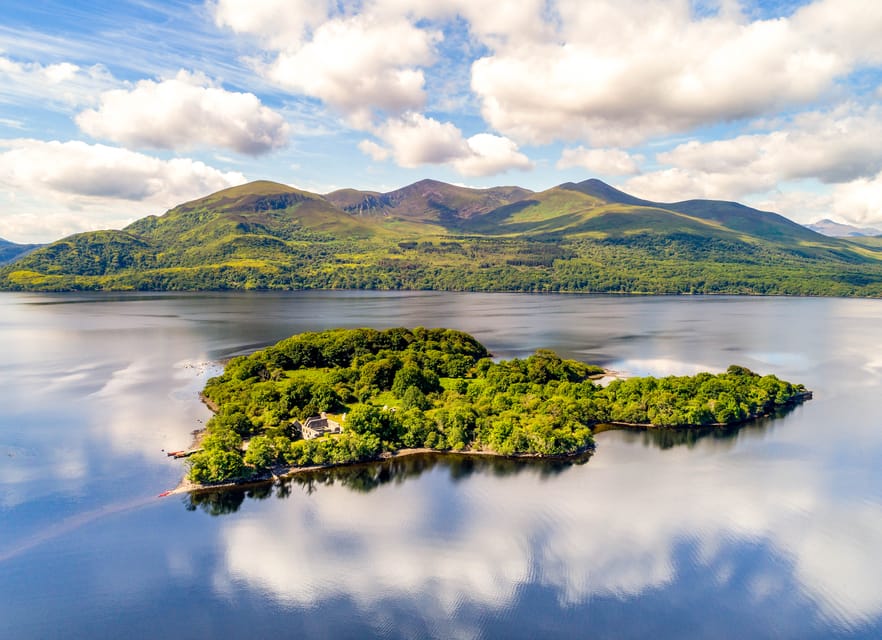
325;179;533;224
3;177;882;296
0;237;43;265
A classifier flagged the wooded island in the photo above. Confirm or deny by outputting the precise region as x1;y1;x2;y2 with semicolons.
187;327;809;485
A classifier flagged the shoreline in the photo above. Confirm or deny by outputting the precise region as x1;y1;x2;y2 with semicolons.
169;444;596;495
168;388;811;496
167;366;812;496
596;390;813;430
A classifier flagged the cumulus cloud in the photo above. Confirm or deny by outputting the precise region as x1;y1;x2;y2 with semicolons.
557;147;642;175
361;114;532;176
621;104;882;214
0;138;245;201
452;133;533;177
0;139;245;241
750;191;834;226
659;106;882;185
213;1;439;127
371;113;468;167
205;0;882;194
266;15;438;127
0;55;118;110
624;167;768;203
470;0;882;145
357;139;390;162
211;0;330;49
832;170;882;225
76;70;289;155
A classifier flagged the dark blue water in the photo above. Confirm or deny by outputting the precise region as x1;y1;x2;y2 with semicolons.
1;291;880;639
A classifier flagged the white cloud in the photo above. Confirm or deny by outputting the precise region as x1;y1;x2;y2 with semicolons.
624;167;768;203
266;15;439;127
370;113;469;167
557;147;642;175
211;0;330;49
361;114;532;176
832;170;882;225
452;133;533;177
76;70;289;155
0;139;245;201
212;0;441;127
658;106;882;186
738;176;882;229
617;103;882;223
750;190;834;226
0;118;24;130
0;55;118;110
469;0;882;145
358;139;390;162
0;139;245;241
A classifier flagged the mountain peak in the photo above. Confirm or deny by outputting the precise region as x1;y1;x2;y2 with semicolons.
561;179;650;206
174;180;322;214
325;179;532;223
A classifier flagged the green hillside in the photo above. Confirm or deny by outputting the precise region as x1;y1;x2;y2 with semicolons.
4;178;882;296
569;179;826;244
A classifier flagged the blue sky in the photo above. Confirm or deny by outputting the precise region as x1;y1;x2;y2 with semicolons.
1;0;881;242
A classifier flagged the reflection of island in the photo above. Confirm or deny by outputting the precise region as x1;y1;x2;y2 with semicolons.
205;424;882;637
180;327;809;492
595;403;803;450
186;451;593;515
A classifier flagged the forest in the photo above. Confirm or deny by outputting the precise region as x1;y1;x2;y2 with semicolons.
187;327;809;484
6;233;882;297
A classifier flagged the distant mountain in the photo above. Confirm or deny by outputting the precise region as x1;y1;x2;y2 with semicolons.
806;219;882;237
4;178;882;296
463;178;836;252
564;179;823;243
0;237;42;265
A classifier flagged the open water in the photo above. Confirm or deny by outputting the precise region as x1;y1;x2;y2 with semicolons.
1;291;880;639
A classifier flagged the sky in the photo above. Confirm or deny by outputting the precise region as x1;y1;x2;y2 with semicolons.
1;0;881;243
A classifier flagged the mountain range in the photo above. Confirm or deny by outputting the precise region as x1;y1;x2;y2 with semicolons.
3;178;882;296
805;219;882;237
0;238;42;265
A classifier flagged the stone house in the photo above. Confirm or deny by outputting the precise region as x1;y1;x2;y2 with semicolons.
294;412;343;440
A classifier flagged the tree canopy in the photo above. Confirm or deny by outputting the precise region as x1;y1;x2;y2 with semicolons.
189;327;808;484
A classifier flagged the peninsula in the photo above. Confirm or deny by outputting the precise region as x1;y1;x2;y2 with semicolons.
182;327;810;488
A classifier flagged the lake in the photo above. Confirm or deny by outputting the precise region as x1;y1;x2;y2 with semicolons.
1;291;880;639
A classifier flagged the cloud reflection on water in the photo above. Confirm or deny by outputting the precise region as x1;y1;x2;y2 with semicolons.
212;430;882;634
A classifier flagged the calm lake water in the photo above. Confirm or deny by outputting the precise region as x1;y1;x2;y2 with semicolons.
1;291;881;639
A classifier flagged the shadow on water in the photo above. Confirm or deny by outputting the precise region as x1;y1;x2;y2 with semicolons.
184;451;593;516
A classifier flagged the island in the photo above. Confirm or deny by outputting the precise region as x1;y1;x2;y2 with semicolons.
181;327;810;488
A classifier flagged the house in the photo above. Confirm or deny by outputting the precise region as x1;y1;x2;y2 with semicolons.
295;412;343;440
